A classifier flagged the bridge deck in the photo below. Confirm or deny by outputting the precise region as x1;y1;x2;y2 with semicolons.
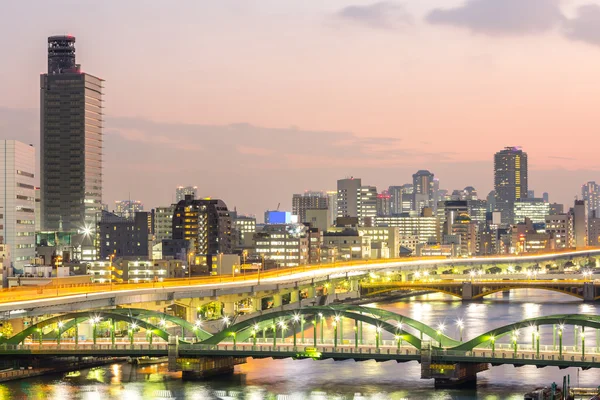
2;341;599;369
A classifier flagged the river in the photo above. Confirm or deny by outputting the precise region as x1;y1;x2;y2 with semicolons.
1;289;598;399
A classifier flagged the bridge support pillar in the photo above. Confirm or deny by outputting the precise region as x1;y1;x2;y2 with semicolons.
462;282;473;301
349;279;360;292
290;290;299;304
168;335;179;372
180;357;246;380
253;297;262;312
223;302;236;316
432;363;488;388
185;306;196;324
583;282;597;302
306;286;316;299
272;294;282;308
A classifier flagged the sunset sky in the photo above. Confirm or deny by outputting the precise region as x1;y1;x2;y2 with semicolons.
2;1;600;217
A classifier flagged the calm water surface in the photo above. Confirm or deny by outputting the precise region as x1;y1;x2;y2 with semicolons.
2;290;599;399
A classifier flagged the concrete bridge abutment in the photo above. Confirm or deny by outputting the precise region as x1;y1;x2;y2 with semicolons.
583;282;598;302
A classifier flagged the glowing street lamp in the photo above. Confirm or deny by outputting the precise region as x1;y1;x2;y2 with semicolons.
437;323;446;347
319;313;325;344
222;316;230;331
558;324;564;358
455;319;464;342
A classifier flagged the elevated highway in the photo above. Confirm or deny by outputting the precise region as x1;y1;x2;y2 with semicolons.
0;249;598;317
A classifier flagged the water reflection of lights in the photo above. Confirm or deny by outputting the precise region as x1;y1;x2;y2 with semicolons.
86;368;105;383
523;303;541;319
579;304;595;314
120;389;143;400
411;302;433;323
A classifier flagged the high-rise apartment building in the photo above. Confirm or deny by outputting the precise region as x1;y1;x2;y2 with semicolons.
401;184;414;212
582;182;600;218
233;215;256;247
175;186;198;203
359;186;378;224
326;191;338;226
115;200;144;218
98;211;150;259
336;178;378;225
337;178;361;219
292;191;328;223
172;196;233;269
41;35;103;232
573;200;588;248
388;186;403;215
154;205;175;242
0;141;36;269
412;170;435;212
494;147;528;225
588;217;600;247
376;191;391;216
545;213;574;249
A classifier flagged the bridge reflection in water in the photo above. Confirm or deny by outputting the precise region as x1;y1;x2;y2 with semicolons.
2;305;600;386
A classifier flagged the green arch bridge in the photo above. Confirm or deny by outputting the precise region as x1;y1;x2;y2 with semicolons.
2;305;600;386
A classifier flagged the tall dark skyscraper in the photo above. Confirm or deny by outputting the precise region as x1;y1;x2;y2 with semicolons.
41;35;103;232
494;147;528;224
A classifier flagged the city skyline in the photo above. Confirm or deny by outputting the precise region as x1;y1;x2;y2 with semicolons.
2;1;600;217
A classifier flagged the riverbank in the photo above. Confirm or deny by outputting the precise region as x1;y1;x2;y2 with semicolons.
0;357;124;382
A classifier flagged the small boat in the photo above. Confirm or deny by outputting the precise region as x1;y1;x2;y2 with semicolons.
64;371;81;378
127;356;169;365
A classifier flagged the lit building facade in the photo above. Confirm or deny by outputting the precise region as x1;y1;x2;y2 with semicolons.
573;200;588;248
292;191;328;223
545;214;574;249
41;35;103;232
513;198;550;224
98;211;150;259
337;178;361;219
115;200;144;218
172;196;233;269
588;217;600;247
0;141;36;269
376;191;391;216
582;182;600;218
176;186;198;203
326;191;338;226
412;170;436;212
233;215;256;247
254;224;309;267
373;215;439;250
154;205;175;242
359;186;378;225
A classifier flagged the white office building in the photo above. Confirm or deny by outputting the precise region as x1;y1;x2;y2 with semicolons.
0;141;36;269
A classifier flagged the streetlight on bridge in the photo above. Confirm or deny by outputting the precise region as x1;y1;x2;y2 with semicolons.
455;319;464;342
436;323;445;347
